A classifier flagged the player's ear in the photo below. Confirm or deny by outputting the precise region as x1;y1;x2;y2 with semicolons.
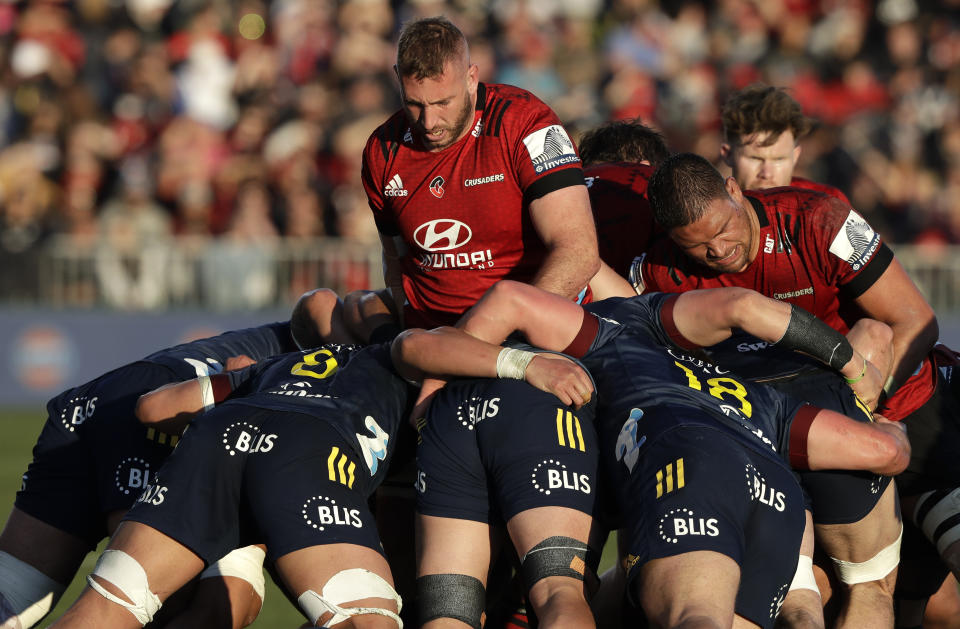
719;142;734;166
791;143;802;168
466;63;479;93
725;176;744;204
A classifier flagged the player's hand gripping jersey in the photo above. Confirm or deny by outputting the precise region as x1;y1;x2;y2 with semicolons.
362;83;585;328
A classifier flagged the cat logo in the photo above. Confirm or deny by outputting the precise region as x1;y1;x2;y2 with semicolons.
327;446;356;489
656;458;685;499
555;409;586;451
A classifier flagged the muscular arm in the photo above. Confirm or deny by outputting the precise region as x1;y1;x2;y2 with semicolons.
378;232;407;328
528;185;601;300
671;288;883;407
589;261;635;300
798;410;910;476
135;374;232;433
852;258;938;395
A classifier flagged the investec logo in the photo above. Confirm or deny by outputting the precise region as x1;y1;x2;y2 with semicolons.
414;219;493;270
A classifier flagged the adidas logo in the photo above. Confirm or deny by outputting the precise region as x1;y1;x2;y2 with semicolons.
384;174;409;197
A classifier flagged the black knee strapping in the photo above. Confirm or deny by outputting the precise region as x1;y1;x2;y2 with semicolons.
520;536;596;590
417;573;484;629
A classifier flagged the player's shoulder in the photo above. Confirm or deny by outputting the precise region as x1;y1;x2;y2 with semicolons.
364;110;411;162
479;83;558;129
747;186;848;220
790;176;851;203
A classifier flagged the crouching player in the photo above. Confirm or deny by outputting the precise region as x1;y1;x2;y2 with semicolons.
399;362;602;628
0;318;310;629
46;322;592;628
410;280;910;628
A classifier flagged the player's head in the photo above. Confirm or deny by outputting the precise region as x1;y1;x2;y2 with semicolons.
648;152;760;273
578;119;670;168
395;16;479;152
720;84;814;191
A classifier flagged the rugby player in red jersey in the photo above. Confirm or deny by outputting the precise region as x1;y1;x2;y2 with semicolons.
579;119;668;279
636;152;960;628
719;84;851;204
360;16;599;331
719;83;960;629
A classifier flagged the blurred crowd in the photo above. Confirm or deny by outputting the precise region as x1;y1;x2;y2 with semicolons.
0;0;958;304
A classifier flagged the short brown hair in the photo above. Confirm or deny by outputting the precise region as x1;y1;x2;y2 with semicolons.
396;16;467;80
721;84;814;147
578;120;670;168
647;153;728;229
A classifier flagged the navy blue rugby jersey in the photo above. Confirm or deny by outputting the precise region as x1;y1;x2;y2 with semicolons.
582;294;809;464
144;321;296;380
220;343;413;485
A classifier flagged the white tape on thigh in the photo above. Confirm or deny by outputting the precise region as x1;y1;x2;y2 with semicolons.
0;551;66;628
913;489;960;555
788;554;819;594
297;568;402;628
86;550;161;626
197;375;215;412
830;524;903;585
199;546;266;601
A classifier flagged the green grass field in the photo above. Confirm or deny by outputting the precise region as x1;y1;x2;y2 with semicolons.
0;408;617;627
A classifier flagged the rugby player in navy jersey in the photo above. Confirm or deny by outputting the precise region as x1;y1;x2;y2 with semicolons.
46;320;593;629
636;152;958;628
718;84;960;628
0;288;353;629
392;279;909;629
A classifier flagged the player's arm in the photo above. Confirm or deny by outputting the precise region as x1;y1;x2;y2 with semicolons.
670;287;883;408
135;374;234;432
377;232;407;329
528;184;601;300
589;261;635;300
852;258;938;396
391;326;593;409
789;407;910;476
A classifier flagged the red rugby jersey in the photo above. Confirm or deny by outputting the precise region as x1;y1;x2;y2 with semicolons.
362;83;585;328
585;161;661;278
790;176;851;204
631;188;939;418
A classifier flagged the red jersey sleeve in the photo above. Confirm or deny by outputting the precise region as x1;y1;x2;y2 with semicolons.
361;113;407;237
500;86;584;201
808;195;893;299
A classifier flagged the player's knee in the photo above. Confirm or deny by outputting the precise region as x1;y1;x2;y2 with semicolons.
0;551;67;628
417;573;484;629
86;549;162;626
830;524;902;589
198;546;266;628
297;568;402;628
519;536;598;594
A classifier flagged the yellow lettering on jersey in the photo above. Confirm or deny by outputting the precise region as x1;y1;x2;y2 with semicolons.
292;349;339;379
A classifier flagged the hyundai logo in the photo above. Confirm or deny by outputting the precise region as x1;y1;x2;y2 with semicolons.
413;219;472;251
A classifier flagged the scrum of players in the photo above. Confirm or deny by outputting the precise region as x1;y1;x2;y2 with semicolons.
0;15;958;629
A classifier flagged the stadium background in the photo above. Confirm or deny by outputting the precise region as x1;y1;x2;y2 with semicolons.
0;0;959;625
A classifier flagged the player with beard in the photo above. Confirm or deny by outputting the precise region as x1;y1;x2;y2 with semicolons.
359;16;599;330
